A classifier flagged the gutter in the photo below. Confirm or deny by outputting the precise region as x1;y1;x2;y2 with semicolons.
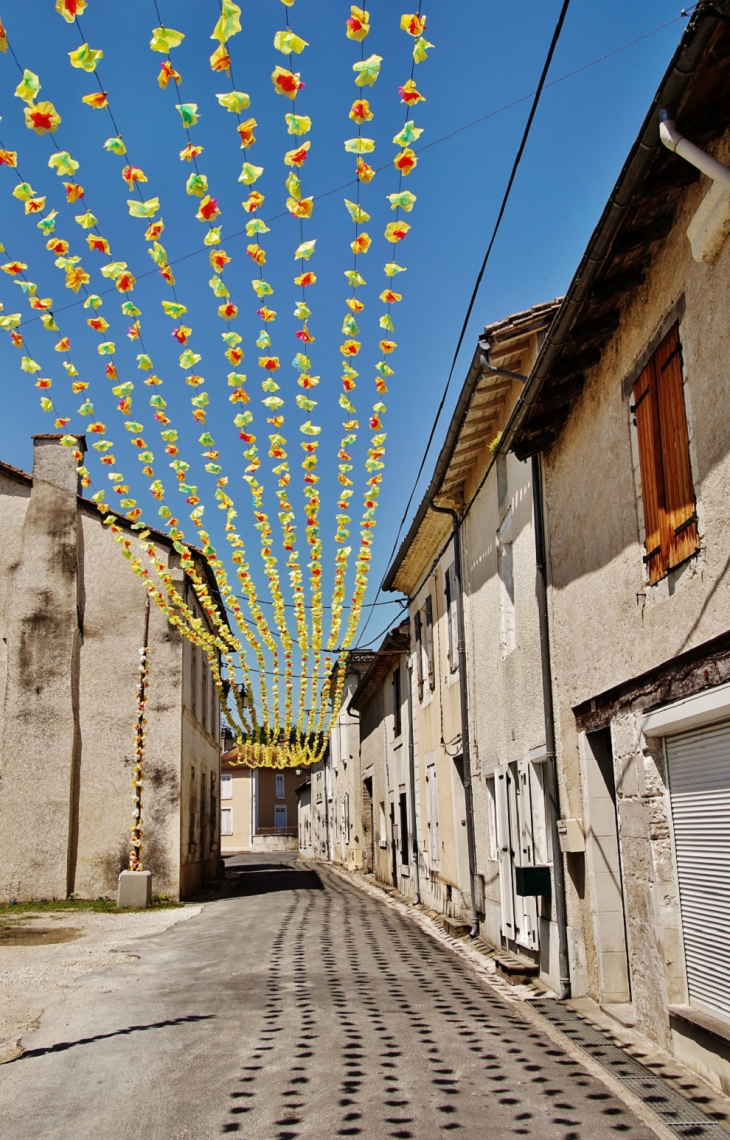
428;501;479;937
501;0;726;456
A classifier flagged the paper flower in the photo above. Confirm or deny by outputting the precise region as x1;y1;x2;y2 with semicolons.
21;356;41;373
399;79;425;104
242;190;265;213
179;143;203;162
56;0;87;21
15;70;40;103
259;357;281;372
351;233;372;254
380;288;402;303
345;297;365;313
413;36;434;63
122;165;148;188
209;44;232;72
162;300;188;318
345;137;374;154
197;196;220;221
286;196;313;218
82;91;109;109
252;280;274;298
0;150;17;167
247;244;266;265
356;157;375;183
344;199;370;224
400;13;427;36
388;189;417;211
25;102;61;134
285;142;310;166
294;271;316;287
274;30;308;54
176;103;199;128
216;90;250;113
246;218;269;236
0;18;6;51
393;120;423;147
127;198;160;219
341;340;361;356
186;172;208;196
158;61;181;88
272;66;304;99
211;1;242;43
344;270;366;287
1;261;27;276
394;148;417;175
353;54;382;87
104;136;127;155
48;151;79;176
75;209;98;228
69;44;103;72
238;118;257;147
349;99;373;125
385;221;410;243
150;27;185;52
346;7;370;40
285;114;311;136
384;262;406;277
379;339;397;353
294;239;316;260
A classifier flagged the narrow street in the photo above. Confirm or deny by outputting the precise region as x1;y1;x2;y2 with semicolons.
1;855;660;1140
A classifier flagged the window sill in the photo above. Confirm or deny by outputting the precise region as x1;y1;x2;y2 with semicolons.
669;1005;730;1046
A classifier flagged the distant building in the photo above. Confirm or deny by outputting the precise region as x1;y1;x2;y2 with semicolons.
295;775;313;858
220;742;303;853
0;435;222;902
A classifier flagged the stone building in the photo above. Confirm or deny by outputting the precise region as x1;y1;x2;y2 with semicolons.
220;744;302;854
0;434;222;902
506;9;730;1092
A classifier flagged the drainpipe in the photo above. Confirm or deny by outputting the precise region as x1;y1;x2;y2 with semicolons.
659;109;730;189
531;453;571;1000
406;658;421;904
429;502;479;936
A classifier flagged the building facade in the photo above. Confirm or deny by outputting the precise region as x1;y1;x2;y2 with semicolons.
0;435;222;902
220;747;302;854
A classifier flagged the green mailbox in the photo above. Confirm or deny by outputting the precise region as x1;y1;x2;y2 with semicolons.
515;865;551;897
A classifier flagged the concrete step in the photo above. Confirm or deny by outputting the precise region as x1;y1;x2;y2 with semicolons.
441;916;472;938
494;951;540;985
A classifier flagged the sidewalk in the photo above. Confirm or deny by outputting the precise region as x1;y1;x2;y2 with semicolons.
326;860;730;1139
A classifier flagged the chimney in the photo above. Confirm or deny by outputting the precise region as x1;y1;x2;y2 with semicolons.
31;433;86;496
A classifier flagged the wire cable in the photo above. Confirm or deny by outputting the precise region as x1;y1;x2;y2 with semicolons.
354;0;574;649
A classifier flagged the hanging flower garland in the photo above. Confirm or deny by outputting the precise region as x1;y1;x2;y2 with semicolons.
129;616;150;871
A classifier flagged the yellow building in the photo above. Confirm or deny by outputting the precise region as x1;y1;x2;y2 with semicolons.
220;748;303;854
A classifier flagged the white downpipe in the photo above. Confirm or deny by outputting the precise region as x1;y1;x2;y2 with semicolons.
659;109;730;189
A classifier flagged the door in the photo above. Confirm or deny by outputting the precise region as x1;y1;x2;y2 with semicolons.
667;721;730;1023
583;729;631;1005
495;763;539;951
389;802;398;887
274;805;287;831
495;765;516;942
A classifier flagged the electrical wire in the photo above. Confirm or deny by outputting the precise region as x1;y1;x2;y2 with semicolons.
354;0;574;649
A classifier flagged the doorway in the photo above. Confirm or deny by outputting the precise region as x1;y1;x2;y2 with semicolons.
362;777;374;874
582;728;631;1005
389;801;398;887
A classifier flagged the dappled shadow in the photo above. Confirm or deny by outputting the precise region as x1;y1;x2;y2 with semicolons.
14;1014;214;1061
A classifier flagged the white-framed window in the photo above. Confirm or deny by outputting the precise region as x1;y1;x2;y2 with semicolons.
342;794;350;844
276;774;285;799
221;774;233;801
275;805;287;829
498;510;516;658
445;563;459;673
221;806;233;836
379;802;387;848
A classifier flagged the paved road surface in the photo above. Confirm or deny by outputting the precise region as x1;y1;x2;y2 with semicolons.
0;855;657;1140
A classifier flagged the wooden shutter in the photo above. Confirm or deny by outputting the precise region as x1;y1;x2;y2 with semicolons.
655;326;698;569
632;324;697;584
425;595;435;690
415;611;424;701
445;568;454;671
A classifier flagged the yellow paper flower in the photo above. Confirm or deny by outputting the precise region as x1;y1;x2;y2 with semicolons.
56;0;88;21
400;13;427;36
69;44;104;72
150;26;185;52
346;6;370;41
24;101;61;134
15;70;40;104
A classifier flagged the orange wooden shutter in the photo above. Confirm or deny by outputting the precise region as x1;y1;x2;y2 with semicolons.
633;357;667;584
654;325;698;569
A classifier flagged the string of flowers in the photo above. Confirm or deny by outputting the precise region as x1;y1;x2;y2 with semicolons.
129;604;150;871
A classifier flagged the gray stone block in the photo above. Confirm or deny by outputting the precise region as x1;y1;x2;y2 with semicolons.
117;870;152;909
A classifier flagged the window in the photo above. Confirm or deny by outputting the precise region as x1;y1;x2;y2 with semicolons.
276;773;285;800
379;801;387;848
275;805;287;830
221;807;233;836
221;774;232;800
210;772;217;848
486;776;498;860
201;654;209;732
426;761;440;863
200;769;207;853
399;791;409;866
425;595;435;691
342;794;350;845
392;664;402;738
498;511;516;657
190;646;198;719
632;323;699;584
445;564;459;673
188;767;197;852
497;453;508;507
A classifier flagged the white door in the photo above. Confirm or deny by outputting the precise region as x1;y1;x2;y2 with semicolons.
494;765;516;942
515;759;539;951
274;805;287;830
667;721;730;1023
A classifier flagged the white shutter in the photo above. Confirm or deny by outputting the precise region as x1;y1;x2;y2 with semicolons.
221;775;233;801
667;721;730;1023
221;807;233;836
495;766;516;941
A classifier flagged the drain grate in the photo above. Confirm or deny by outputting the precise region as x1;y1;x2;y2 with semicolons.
530;1000;729;1137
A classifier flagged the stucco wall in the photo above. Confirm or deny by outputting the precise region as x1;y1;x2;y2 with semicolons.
543;137;730;1025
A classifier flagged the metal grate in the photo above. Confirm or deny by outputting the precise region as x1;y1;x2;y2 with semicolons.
530;1000;730;1137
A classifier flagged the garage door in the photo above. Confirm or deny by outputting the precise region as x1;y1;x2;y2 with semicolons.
666;721;730;1023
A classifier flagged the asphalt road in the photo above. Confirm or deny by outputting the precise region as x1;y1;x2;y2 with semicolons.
0;854;657;1140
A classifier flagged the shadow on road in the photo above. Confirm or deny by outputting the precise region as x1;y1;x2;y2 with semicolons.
223;863;324;899
12;1015;214;1063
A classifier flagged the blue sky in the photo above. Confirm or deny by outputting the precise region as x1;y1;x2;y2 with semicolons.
0;1;689;677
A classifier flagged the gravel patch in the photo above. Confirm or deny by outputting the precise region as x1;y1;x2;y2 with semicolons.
0;906;200;1063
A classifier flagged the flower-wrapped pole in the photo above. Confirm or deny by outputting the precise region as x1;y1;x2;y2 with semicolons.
129;598;151;871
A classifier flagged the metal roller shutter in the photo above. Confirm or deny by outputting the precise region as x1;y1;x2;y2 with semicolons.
666;721;730;1023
